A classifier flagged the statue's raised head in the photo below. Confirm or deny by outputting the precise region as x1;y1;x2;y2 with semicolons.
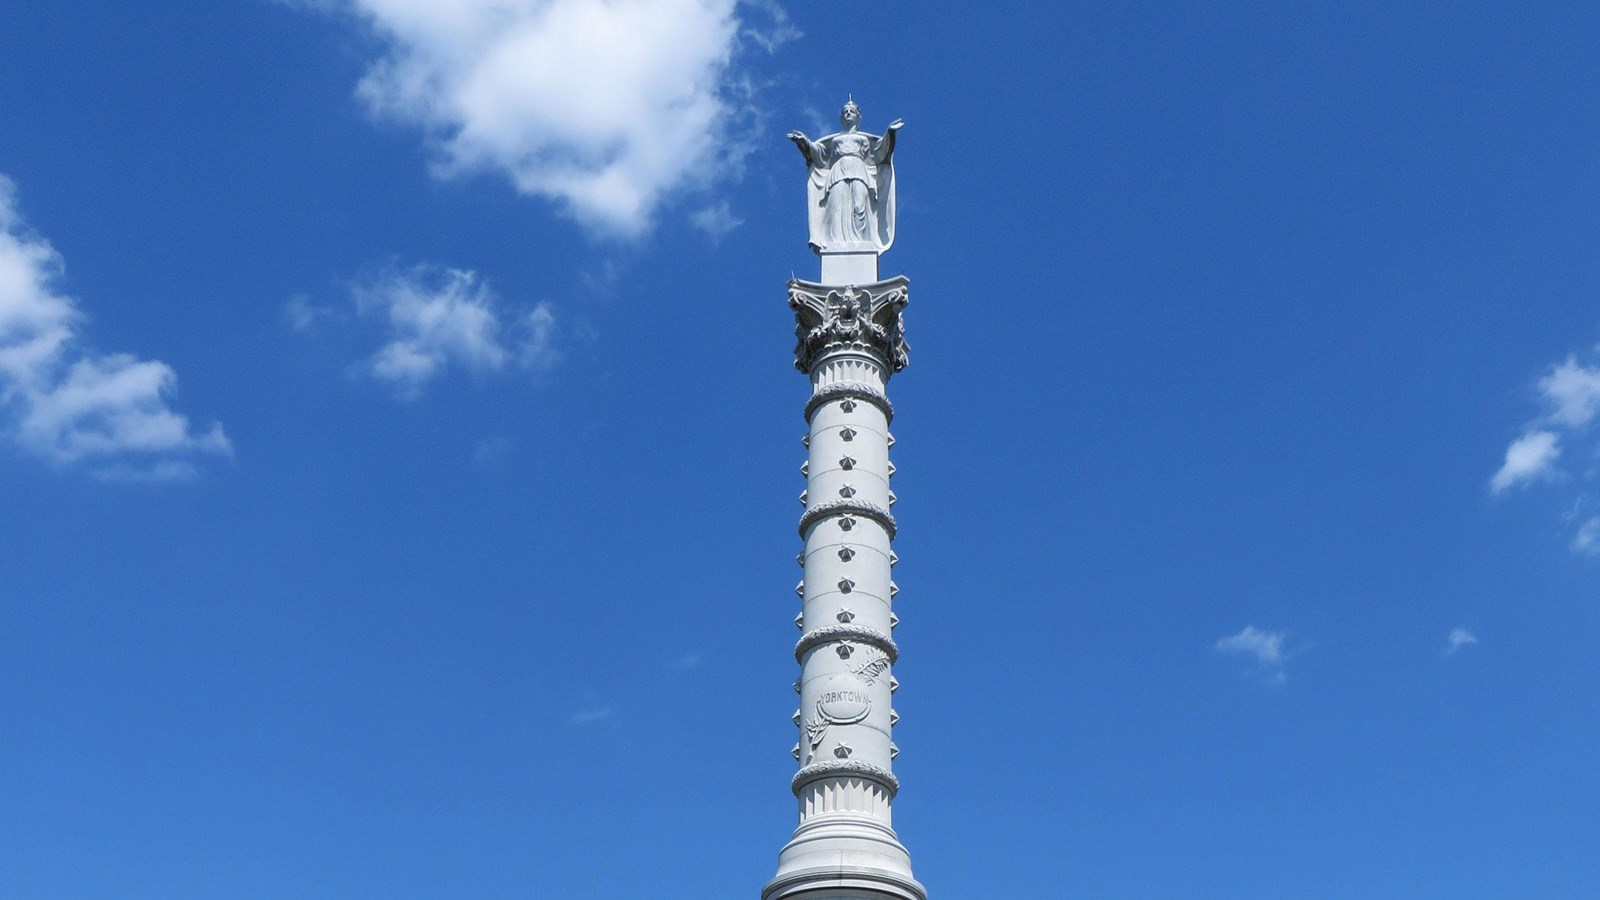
840;98;861;128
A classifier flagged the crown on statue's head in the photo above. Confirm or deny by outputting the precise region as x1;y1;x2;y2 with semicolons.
841;96;860;116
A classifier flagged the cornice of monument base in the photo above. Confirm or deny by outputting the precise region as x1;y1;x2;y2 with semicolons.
763;861;926;900
790;277;910;375
762;871;926;900
766;817;925;900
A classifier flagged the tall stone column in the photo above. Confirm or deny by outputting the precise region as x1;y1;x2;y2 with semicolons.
762;253;923;900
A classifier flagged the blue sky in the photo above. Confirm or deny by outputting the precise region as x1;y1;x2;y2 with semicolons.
3;1;1599;896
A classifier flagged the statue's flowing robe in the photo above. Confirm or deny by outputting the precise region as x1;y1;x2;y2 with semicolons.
803;130;896;253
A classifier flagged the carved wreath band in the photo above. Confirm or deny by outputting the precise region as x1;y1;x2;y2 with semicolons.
791;759;900;797
803;381;894;424
795;623;898;664
798;499;897;540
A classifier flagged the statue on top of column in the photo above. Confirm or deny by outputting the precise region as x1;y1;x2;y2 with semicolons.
787;98;903;254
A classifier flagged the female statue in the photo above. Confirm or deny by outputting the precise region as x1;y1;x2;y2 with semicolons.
787;99;903;253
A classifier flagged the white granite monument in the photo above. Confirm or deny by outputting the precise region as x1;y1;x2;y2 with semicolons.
764;99;924;900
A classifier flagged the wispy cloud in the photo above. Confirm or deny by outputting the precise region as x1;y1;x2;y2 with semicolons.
1493;352;1600;552
0;175;230;479
690;201;743;241
1216;625;1289;682
677;652;704;671
295;263;560;400
739;0;801;54
357;266;511;394
1444;626;1478;655
312;0;777;238
570;707;613;726
284;293;330;332
1571;517;1600;557
471;435;513;465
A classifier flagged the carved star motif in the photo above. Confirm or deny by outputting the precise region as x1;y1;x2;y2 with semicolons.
836;608;855;623
839;455;855;470
837;546;855;562
838;516;855;531
838;484;855;498
838;577;854;593
840;399;857;413
836;643;854;659
840;427;856;441
833;742;853;759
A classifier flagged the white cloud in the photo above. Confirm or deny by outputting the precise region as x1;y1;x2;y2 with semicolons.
1445;626;1478;655
350;264;558;399
1216;625;1288;681
1490;430;1561;494
325;0;755;237
0;175;230;478
1216;625;1285;665
1539;357;1600;429
1494;352;1600;552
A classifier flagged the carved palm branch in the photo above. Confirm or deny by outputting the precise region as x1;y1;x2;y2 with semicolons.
850;654;891;685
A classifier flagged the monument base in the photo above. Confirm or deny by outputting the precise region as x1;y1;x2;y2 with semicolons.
819;249;879;286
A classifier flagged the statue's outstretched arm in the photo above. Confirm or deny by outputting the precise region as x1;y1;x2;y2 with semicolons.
786;130;819;167
876;119;904;162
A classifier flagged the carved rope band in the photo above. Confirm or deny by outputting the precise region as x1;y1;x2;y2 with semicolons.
797;499;897;540
804;381;894;424
791;759;900;798
795;623;899;664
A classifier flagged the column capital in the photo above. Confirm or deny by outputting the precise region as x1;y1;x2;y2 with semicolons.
789;276;910;375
